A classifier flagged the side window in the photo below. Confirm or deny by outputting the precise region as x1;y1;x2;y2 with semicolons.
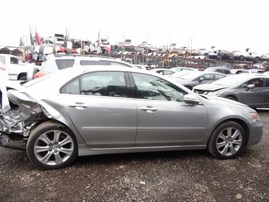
132;73;186;102
215;74;226;80
61;71;128;98
61;78;80;94
55;59;75;70
0;56;5;64
197;74;213;81
81;71;127;97
203;74;215;80
10;57;19;64
246;78;264;88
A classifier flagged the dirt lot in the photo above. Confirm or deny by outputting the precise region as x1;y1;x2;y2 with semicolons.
0;110;268;202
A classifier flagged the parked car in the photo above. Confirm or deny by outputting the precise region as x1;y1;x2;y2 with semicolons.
0;61;8;82
0;54;35;80
205;50;234;61
169;70;194;79
244;51;262;63
0;66;263;169
27;54;136;80
193;74;269;108
171;66;198;72
233;50;246;61
173;71;227;90
248;69;265;74
231;69;251;74
261;53;269;61
263;71;269;76
204;66;232;74
233;50;261;63
150;68;176;75
216;50;234;60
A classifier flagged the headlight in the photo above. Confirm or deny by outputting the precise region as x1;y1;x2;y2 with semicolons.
249;112;260;122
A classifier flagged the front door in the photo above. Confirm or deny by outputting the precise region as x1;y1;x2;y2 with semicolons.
131;72;208;147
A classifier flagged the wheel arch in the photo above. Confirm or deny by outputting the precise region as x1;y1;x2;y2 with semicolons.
29;119;85;145
207;118;250;147
18;72;27;80
224;95;238;101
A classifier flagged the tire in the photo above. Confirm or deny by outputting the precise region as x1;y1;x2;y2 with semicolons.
254;57;260;63
26;121;78;170
208;121;246;159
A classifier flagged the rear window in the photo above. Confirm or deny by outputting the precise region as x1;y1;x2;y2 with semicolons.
10;57;19;64
0;56;6;64
55;59;75;70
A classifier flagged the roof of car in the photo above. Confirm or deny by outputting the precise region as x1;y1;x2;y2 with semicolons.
23;65;170;89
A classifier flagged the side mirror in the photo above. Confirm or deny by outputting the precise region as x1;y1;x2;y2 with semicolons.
184;94;200;105
242;83;255;90
247;84;255;89
199;77;205;83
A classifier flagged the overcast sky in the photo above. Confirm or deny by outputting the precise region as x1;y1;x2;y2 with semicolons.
1;0;269;53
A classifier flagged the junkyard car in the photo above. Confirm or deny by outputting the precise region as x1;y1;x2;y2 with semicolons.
0;54;35;80
193;74;269;108
173;71;227;90
0;66;263;169
27;54;135;80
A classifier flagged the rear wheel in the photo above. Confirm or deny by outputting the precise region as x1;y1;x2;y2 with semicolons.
26;121;78;170
208;121;246;159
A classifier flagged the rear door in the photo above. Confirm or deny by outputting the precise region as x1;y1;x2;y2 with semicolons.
60;71;137;148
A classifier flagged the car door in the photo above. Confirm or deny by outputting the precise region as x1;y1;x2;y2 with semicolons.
262;78;269;107
239;78;265;107
130;72;208;147
60;71;137;148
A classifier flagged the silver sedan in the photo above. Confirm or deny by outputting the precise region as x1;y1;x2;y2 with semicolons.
0;66;263;169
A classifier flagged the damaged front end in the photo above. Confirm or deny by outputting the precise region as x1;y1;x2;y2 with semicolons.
0;89;45;150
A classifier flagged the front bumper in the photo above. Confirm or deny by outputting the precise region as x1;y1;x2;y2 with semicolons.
247;121;263;146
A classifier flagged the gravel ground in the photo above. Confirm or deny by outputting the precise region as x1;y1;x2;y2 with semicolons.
0;110;268;202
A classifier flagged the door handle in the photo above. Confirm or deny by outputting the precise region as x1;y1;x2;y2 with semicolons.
140;106;157;113
69;102;88;109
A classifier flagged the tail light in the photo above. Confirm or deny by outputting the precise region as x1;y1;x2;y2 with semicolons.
34;71;48;79
0;66;6;70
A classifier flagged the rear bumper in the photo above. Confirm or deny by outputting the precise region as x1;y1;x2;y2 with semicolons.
0;133;26;150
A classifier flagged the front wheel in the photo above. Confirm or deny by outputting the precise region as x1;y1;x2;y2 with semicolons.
207;121;246;159
26;121;78;170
